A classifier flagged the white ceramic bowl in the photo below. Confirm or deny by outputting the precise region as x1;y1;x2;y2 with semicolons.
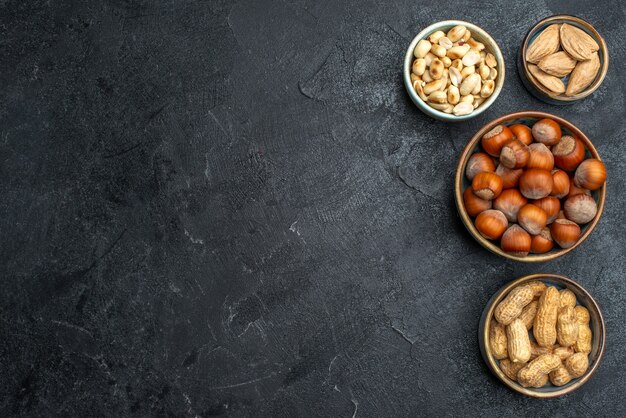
404;20;505;121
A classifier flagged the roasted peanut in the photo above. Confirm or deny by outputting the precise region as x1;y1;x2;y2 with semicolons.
489;321;508;359
507;319;531;363
533;373;550;388
519;300;538;330
534;286;560;347
565;352;589;378
559;288;577;308
554;345;575;360
499;359;526;381
557;306;578;347
495;285;534;325
574;306;592;353
517;354;561;388
530;340;554;360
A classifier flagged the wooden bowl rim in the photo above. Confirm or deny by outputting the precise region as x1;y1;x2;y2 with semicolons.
480;273;606;398
454;110;606;262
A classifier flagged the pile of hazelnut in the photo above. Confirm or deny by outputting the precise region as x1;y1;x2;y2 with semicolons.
463;118;606;256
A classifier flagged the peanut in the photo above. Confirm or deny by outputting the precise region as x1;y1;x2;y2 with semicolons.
526;281;547;299
533;373;549;388
557;306;578;347
574;306;592;353
506;319;531;363
553;345;575;360
499;359;526;381
565;352;589;378
559;288;577;308
530;340;553;360
549;365;573;386
489;321;508;360
495;285;534;325
519;301;538;330
517;354;561;388
534;286;559;347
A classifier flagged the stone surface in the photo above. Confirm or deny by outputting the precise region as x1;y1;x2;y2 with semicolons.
1;0;625;416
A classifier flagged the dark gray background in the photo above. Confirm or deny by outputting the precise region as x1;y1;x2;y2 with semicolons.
1;0;625;416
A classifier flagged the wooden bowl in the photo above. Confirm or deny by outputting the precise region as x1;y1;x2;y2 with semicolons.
454;111;606;262
518;15;609;105
479;273;605;398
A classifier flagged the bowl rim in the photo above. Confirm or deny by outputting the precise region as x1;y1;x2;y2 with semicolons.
454;110;607;262
520;14;609;101
403;20;505;121
479;273;606;398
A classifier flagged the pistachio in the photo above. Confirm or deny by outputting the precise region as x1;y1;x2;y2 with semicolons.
526;24;561;63
447;25;467;42
528;63;566;94
453;102;474;116
414;39;432;58
447;44;471;59
566;52;600;96
560;24;599;61
537;51;577;77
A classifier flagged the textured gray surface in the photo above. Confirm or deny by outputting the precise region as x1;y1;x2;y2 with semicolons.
1;0;625;416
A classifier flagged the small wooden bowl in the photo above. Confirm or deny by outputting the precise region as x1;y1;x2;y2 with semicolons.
479;273;605;398
518;15;609;104
454;111;606;262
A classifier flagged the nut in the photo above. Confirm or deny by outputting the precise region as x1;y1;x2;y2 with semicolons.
537;51;577;77
553;345;575;360
499;359;526;381
429;58;445;79
517;354;561;388
412;58;426;76
534;286;559;347
447;85;460;105
574;306;592;353
560;289;577;308
423;79;446;95
495;285;534;325
414;39;432;58
564;352;589;378
462;50;481;67
447;44;471;60
526;24;561;63
447;25;467;42
506;319;532;363
557;306;579;347
480;80;495;98
488;67;498;80
490;320;508;360
518;300;538;330
431;44;447;58
549;365;573;386
427;90;447;104
528;64;566;95
485;53;497;68
428;30;446;43
439;37;453;50
566;52;600;96
529;340;554;360
460;73;481;96
452;102;473;116
560;23;599;61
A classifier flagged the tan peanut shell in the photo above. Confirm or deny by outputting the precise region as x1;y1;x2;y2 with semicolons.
557;306;579;347
565;352;589;378
549;365;573;386
559;289;577;308
526;281;547;299
534;286;560;347
519;301;538;330
518;354;561;388
533;373;550;388
499;359;527;382
530;340;554;360
495;285;534;325
526;24;561;63
574;306;592;353
489;321;508;360
507;319;532;363
554;345;575;360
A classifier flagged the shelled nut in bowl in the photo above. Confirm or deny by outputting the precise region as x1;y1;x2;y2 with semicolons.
404;20;505;121
454;111;606;262
519;15;608;104
479;273;605;397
